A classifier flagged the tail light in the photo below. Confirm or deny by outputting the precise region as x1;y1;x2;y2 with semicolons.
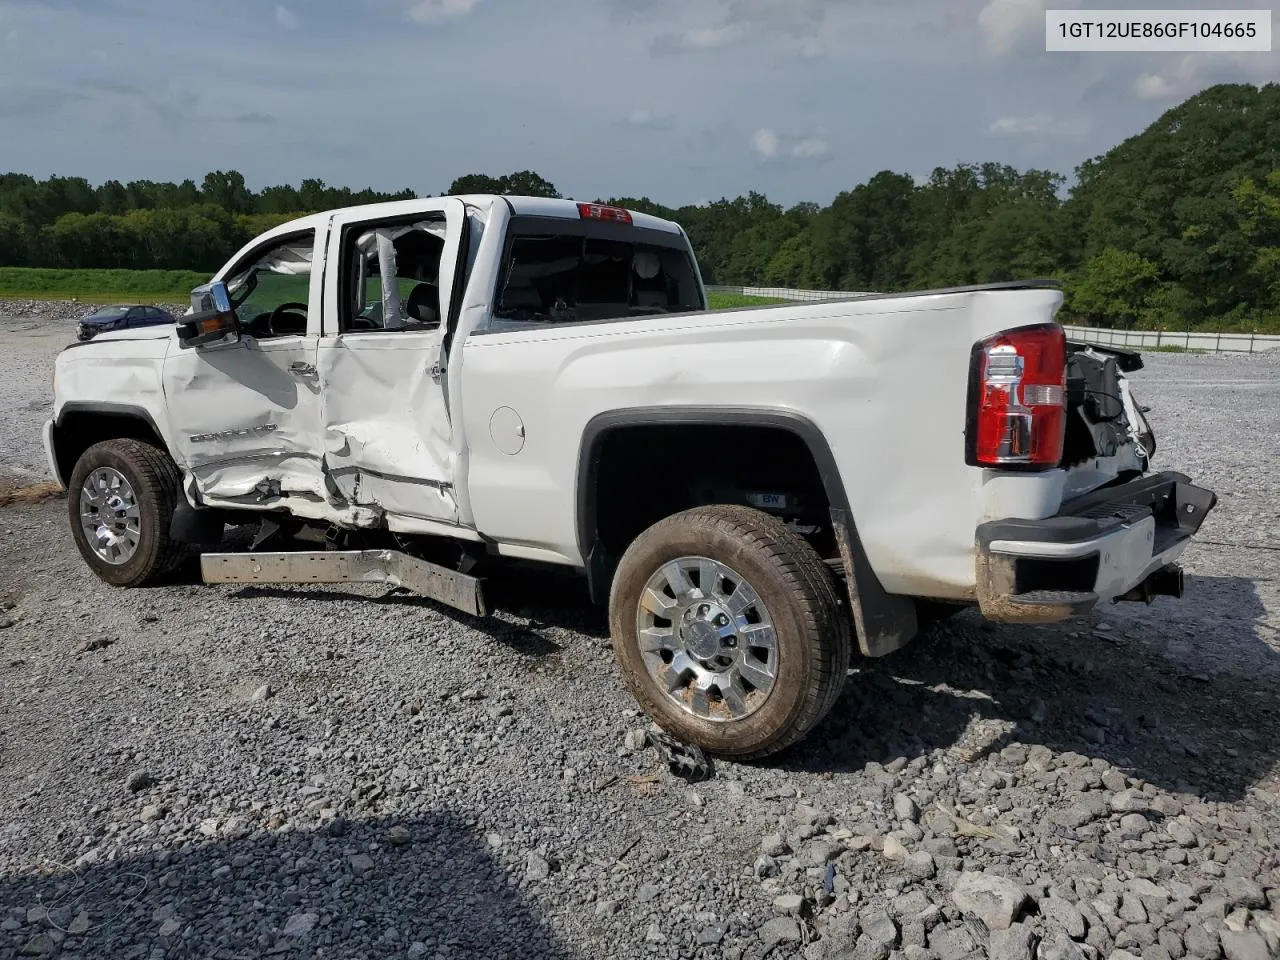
577;202;633;225
965;323;1066;469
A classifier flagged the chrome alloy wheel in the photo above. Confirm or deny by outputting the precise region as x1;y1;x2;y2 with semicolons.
79;467;141;565
635;556;778;722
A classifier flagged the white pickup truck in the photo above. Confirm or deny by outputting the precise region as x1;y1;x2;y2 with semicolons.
44;194;1217;758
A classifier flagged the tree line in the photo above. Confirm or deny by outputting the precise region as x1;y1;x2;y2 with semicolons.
1;83;1276;331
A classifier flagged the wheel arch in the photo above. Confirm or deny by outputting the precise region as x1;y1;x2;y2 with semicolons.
574;406;919;657
50;402;171;488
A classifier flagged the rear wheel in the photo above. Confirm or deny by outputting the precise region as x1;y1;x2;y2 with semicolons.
68;439;188;587
609;505;851;760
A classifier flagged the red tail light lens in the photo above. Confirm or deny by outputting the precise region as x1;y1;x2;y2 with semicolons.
965;323;1067;469
577;202;633;224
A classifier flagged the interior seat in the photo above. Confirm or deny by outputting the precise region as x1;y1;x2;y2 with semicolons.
405;283;441;327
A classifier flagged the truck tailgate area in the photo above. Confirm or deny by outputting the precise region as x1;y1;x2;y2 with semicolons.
975;470;1218;622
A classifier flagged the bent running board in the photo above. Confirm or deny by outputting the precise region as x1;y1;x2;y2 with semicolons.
200;550;487;618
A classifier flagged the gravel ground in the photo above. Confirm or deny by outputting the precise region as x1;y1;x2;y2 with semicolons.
1;303;1278;960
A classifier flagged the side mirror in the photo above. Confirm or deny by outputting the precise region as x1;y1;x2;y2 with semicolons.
178;281;241;348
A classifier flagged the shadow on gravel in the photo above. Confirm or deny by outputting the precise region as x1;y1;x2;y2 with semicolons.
0;812;574;960
786;574;1278;803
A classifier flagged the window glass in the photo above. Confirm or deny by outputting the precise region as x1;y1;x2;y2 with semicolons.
494;224;703;325
342;220;446;333
225;233;315;338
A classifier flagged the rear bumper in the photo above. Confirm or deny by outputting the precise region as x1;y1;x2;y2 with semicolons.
975;471;1217;623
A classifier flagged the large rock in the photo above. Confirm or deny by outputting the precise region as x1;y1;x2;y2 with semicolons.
760;917;802;954
1220;930;1270;960
951;871;1031;930
989;923;1038;960
930;924;982;960
1223;877;1266;911
1042;897;1087;940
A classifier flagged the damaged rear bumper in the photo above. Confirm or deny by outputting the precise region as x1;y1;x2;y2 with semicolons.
975;471;1217;624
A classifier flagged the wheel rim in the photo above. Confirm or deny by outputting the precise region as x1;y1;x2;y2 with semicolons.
79;467;142;565
635;556;778;722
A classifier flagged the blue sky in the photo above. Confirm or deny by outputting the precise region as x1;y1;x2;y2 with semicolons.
0;0;1276;207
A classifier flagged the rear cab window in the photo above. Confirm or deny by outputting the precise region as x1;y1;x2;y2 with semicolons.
484;215;705;332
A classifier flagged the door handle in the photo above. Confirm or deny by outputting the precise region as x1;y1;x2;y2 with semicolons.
290;361;317;379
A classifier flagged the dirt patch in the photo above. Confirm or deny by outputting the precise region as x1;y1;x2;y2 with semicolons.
0;480;63;507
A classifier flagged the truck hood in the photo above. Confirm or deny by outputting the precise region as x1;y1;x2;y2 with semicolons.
72;327;175;345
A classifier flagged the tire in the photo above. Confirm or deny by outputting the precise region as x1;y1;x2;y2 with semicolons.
609;505;851;760
67;438;188;587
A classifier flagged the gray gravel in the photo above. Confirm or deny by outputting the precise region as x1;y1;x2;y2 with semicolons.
1;303;1278;959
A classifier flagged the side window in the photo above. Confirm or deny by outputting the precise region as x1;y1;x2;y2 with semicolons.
224;232;315;340
340;219;446;333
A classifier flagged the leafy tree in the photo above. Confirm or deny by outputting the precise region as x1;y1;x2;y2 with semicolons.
448;171;560;198
1;86;1278;332
201;171;254;214
1066;248;1159;328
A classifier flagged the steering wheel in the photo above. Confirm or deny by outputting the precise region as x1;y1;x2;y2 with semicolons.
267;302;309;338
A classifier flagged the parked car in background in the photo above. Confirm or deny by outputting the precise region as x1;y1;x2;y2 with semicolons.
76;304;175;342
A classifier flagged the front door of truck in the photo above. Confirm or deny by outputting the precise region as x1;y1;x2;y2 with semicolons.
316;199;468;523
162;228;327;505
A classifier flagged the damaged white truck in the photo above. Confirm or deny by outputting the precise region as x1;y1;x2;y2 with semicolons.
43;194;1218;758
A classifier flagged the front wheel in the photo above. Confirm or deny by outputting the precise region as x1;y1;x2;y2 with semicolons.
67;439;188;587
609;505;852;760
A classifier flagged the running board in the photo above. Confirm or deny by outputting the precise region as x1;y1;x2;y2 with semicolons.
200;550;487;618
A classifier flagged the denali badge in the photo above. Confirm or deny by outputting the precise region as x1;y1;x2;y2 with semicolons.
189;424;279;444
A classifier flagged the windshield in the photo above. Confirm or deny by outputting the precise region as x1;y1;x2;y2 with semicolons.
494;219;704;325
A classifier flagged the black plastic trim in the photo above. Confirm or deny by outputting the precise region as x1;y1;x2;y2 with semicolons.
575;406;919;657
1066;340;1144;373
55;401;165;440
49;402;170;491
576;408;849;559
976;470;1217;550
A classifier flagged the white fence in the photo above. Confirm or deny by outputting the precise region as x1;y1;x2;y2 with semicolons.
1059;325;1280;355
706;285;1280;355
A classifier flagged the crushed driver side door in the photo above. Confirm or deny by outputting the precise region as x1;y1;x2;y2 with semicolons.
316;199;469;525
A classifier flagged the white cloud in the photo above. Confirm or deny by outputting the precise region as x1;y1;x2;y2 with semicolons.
1134;52;1280;101
987;113;1091;140
751;128;829;162
977;0;1045;56
751;128;780;160
274;5;298;30
987;114;1053;136
408;0;480;25
623;109;674;130
790;137;829;160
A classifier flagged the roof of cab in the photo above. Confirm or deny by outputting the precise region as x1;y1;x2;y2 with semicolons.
265;195;683;238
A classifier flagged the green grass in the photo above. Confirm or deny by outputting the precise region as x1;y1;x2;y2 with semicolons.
706;291;788;310
1148;345;1207;354
6;270;787;312
0;267;209;304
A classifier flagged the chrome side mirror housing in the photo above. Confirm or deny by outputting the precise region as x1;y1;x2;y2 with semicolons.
179;281;240;348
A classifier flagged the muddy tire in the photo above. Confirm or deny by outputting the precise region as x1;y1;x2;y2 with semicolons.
609;505;851;760
67;439;188;587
